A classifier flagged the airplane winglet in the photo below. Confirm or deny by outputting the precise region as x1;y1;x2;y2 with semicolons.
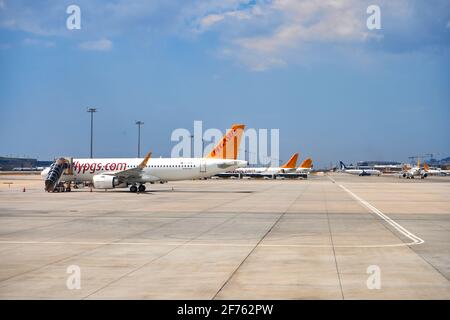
138;152;152;169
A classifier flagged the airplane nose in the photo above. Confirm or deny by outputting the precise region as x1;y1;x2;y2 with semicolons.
40;169;48;179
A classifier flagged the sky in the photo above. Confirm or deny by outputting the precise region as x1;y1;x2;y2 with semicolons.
0;0;449;168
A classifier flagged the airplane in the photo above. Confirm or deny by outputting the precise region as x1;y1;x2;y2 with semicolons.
296;158;313;174
422;162;450;176
275;157;314;179
216;153;314;179
399;159;428;179
339;161;381;176
41;124;248;192
234;152;299;178
213;152;299;179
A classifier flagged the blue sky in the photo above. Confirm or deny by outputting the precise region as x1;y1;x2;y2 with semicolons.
0;0;449;168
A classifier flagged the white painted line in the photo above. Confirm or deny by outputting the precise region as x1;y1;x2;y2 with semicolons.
339;184;424;246
0;240;420;248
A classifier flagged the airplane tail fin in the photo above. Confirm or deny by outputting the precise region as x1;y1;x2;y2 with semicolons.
138;152;152;169
299;158;313;169
280;153;299;168
423;162;429;172
206;124;245;160
339;161;346;170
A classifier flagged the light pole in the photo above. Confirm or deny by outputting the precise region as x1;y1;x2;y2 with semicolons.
189;135;194;158
135;121;144;158
87;108;97;158
202;138;205;158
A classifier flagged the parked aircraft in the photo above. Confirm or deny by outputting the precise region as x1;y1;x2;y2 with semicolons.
422;162;450;176
339;161;381;176
234;152;299;177
42;124;247;192
399;160;428;179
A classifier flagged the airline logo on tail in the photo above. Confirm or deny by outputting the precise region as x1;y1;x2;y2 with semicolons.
340;161;347;170
280;153;299;168
207;124;245;160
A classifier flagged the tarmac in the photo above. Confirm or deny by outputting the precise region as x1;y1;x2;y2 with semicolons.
0;173;449;299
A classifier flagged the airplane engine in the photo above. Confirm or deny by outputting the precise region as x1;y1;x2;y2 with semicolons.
421;173;428;179
93;175;119;189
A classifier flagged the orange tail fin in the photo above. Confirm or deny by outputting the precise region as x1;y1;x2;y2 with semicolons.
138;152;152;168
206;124;245;160
280;153;299;168
299;158;313;169
423;162;429;171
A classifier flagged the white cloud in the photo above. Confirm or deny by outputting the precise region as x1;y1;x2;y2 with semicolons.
1;0;447;70
196;7;253;32
79;39;113;51
194;0;378;70
200;14;225;28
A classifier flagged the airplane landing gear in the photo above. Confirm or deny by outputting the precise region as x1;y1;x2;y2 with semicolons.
130;184;146;192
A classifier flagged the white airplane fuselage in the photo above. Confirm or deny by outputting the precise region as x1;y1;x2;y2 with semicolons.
344;168;381;176
235;166;296;174
296;167;312;174
423;167;449;176
41;157;247;185
400;167;427;179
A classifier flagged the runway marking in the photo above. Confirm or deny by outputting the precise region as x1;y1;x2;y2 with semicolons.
0;240;422;248
338;184;424;246
326;175;336;183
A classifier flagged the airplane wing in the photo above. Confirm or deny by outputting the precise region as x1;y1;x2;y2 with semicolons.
215;172;240;178
103;152;152;182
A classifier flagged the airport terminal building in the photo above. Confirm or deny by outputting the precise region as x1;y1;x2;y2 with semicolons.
0;157;52;171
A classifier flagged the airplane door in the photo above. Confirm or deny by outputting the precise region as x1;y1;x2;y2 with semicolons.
64;157;73;175
200;160;207;173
